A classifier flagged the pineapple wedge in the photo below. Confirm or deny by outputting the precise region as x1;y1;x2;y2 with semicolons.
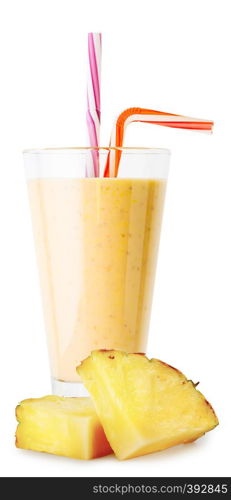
78;350;219;460
15;396;112;460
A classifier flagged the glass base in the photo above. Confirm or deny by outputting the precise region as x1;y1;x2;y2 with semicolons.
51;378;89;397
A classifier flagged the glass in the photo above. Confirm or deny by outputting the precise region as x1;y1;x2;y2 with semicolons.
24;148;170;396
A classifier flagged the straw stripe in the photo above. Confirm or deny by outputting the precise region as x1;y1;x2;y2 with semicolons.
88;34;101;117
104;107;213;177
86;33;102;177
93;33;102;113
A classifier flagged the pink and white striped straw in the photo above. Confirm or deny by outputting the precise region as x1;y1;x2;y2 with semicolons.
86;32;102;177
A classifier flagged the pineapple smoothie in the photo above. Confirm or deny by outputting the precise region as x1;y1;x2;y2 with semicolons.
28;178;166;382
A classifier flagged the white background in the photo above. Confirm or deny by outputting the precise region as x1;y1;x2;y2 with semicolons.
0;0;230;478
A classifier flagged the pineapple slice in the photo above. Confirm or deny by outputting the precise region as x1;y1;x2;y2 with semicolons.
15;396;112;460
78;350;218;460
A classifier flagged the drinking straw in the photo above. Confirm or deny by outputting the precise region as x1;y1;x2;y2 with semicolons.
86;32;102;177
104;107;214;177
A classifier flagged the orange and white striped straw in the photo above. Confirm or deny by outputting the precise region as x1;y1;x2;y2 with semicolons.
104;107;214;177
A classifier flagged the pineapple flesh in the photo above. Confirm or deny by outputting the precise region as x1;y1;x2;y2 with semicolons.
15;396;112;460
78;350;219;460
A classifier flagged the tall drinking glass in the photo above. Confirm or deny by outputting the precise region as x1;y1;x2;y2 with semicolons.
24;148;170;396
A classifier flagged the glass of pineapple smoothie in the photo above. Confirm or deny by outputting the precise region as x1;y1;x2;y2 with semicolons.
24;148;170;396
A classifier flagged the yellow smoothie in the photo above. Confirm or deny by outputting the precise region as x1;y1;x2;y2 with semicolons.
28;178;166;382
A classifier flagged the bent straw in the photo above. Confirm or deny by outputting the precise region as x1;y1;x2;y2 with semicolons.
86;32;102;177
104;107;214;177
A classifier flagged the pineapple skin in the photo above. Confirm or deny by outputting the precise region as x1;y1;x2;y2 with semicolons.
78;350;219;460
15;396;112;460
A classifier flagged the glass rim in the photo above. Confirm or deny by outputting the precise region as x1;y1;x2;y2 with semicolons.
23;146;171;156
